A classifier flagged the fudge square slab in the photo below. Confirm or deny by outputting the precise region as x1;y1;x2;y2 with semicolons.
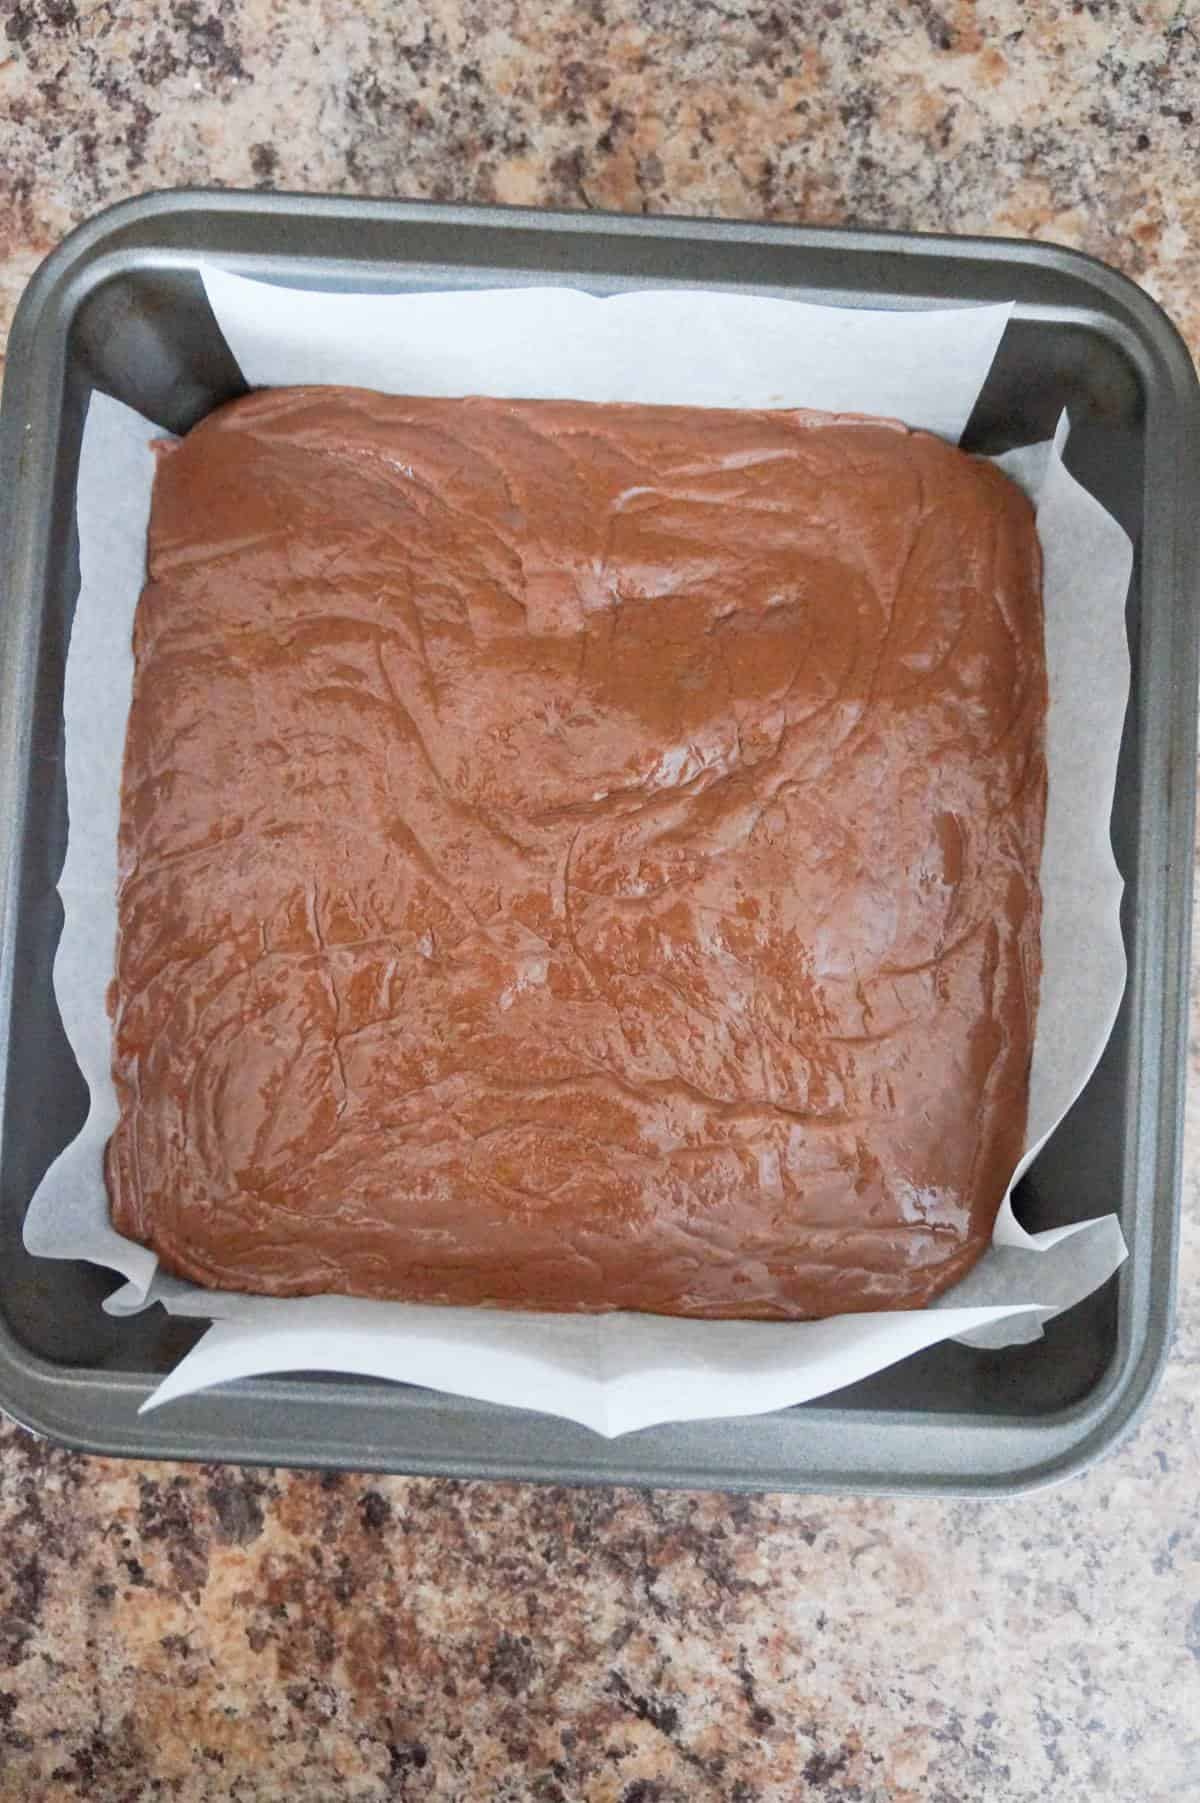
106;387;1046;1318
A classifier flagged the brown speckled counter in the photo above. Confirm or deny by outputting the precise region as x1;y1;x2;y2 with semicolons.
2;5;1199;1799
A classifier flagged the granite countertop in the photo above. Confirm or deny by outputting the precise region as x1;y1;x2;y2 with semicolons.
2;4;1199;1799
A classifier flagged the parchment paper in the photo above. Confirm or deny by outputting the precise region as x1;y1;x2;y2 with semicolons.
23;275;1132;1436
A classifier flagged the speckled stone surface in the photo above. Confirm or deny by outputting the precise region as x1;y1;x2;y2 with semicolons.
2;3;1199;1800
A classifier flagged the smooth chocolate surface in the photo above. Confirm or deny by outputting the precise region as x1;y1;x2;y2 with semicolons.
106;387;1046;1316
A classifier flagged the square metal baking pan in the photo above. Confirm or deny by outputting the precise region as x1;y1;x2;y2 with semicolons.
0;191;1196;1494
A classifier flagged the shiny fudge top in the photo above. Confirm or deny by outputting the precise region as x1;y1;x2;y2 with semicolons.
107;387;1046;1317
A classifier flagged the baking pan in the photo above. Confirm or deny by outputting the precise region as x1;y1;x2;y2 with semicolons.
0;191;1196;1494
